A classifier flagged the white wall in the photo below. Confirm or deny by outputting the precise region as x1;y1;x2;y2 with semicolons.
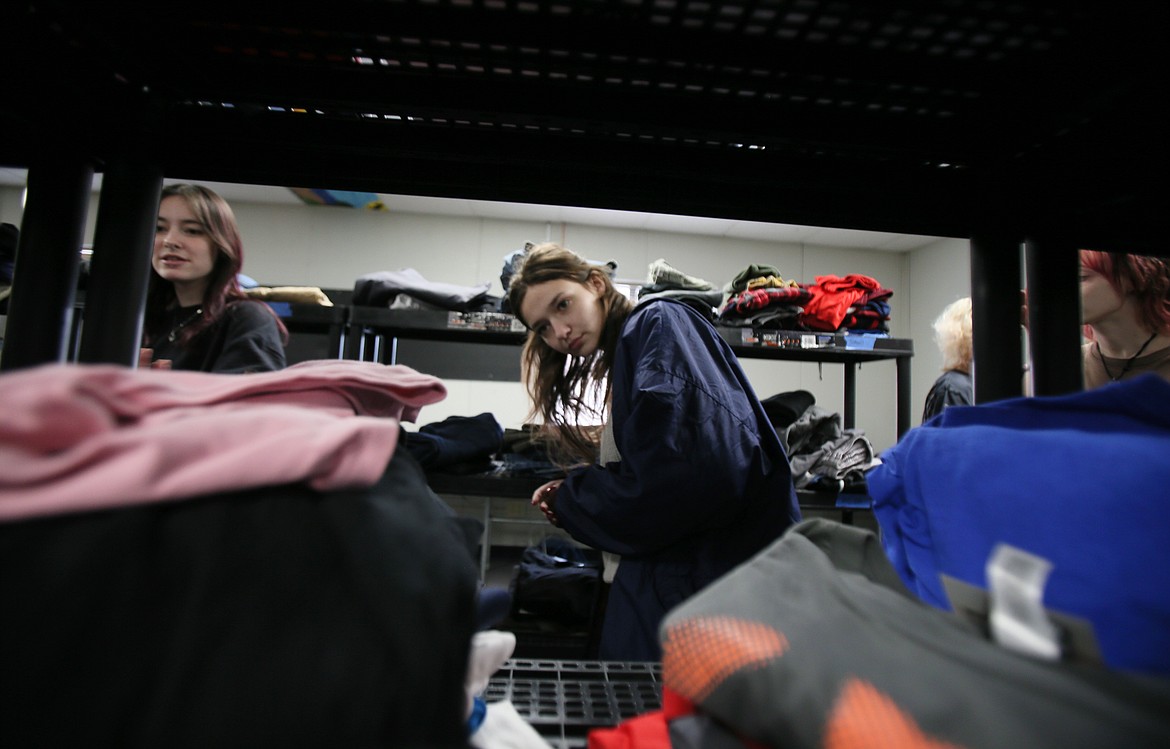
1;184;973;452
230;201;916;450
907;237;973;427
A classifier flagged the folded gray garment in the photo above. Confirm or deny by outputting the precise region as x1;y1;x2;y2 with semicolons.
646;257;715;290
809;430;877;479
780;404;841;456
636;289;724;320
638;288;724;307
791;430;878;488
790;444;828;480
659;517;1170;749
354;267;490;309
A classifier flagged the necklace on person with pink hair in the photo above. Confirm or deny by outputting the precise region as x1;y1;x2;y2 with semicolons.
1097;331;1157;382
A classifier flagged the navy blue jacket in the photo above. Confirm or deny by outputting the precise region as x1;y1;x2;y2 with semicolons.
556;299;801;660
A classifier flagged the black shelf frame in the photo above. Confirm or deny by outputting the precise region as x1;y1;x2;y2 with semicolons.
346;306;526;363
346;308;912;433
265;301;350;361
2;1;1160;396
1;7;1161;742
718;327;914;437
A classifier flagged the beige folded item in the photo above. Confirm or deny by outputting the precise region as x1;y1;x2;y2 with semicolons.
244;286;333;306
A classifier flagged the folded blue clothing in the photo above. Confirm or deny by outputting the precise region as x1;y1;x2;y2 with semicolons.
842;332;889;350
404;413;504;470
868;374;1170;675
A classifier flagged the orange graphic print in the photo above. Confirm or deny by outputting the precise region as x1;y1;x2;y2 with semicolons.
661;616;789;702
824;679;965;749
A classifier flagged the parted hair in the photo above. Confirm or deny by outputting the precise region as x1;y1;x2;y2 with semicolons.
145;183;285;347
507;242;633;464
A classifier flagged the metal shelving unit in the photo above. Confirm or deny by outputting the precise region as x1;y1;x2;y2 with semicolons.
1;1;1160;389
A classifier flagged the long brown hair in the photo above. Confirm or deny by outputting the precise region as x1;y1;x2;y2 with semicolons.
145;183;286;346
507;242;633;464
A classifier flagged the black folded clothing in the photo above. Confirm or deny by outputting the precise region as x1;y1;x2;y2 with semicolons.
761;389;816;430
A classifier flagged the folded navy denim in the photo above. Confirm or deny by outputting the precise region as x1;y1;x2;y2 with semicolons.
404;412;504;470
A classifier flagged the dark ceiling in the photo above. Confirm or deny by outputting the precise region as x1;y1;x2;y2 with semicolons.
1;0;1164;249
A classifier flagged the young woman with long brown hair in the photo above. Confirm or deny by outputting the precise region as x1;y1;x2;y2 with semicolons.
141;183;286;373
508;242;800;661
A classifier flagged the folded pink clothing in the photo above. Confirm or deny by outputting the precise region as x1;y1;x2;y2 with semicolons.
2;359;446;442
0;360;448;522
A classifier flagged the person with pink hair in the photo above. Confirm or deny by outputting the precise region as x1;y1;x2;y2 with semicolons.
1079;249;1170;388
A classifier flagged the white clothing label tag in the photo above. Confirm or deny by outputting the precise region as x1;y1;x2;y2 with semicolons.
986;543;1061;660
